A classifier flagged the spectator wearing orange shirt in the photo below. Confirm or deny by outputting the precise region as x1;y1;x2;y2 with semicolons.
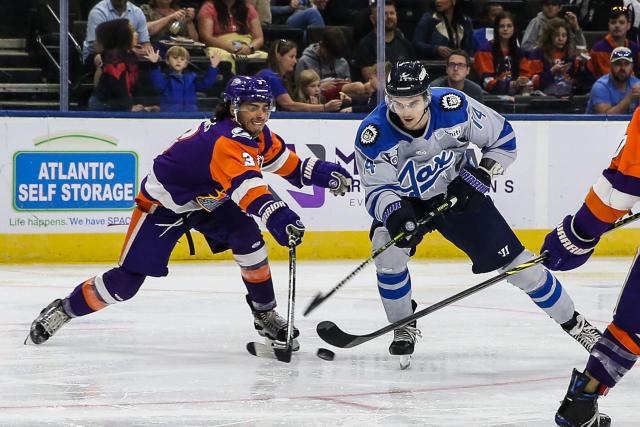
588;5;640;79
521;18;589;96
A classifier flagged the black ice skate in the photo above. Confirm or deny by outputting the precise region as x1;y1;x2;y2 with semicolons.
389;300;421;369
562;312;602;353
25;299;71;345
555;369;611;427
246;295;299;350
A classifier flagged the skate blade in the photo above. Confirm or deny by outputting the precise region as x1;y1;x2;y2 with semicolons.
266;337;300;352
24;334;35;346
399;355;411;370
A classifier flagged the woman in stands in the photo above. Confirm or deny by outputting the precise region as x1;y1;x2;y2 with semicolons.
141;0;199;46
473;12;528;95
412;0;475;60
521;17;589;96
197;0;267;72
256;39;343;112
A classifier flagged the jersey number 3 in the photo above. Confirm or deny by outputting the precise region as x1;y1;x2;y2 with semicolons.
242;152;256;167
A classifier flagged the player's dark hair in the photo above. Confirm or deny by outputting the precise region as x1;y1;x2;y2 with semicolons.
214;101;233;121
492;12;520;77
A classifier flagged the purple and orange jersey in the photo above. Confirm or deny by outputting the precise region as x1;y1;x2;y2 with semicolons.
577;107;640;238
138;117;303;217
587;34;640;79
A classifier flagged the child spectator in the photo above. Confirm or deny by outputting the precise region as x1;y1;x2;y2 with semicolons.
474;12;527;95
521;17;589;96
88;19;151;112
295;69;325;104
144;46;221;112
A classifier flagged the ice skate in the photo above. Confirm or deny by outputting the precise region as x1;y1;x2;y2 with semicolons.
389;300;420;369
562;312;602;353
555;369;611;427
25;299;71;345
246;296;299;351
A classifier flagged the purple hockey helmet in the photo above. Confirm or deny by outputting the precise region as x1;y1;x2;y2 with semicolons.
223;75;274;110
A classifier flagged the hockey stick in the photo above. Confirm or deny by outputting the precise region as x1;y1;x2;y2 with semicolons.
303;196;458;316
272;234;298;362
316;253;547;348
316;210;640;349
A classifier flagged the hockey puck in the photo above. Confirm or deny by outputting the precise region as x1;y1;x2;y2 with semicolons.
316;347;335;361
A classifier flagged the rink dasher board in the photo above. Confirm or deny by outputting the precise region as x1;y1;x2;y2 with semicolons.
0;115;637;262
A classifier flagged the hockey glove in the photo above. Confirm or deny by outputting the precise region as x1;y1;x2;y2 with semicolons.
301;157;352;196
446;167;491;212
261;200;305;246
541;215;599;271
383;200;423;248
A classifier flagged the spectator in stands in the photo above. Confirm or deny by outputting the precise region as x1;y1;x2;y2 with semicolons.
249;0;272;25
412;0;475;60
88;18;153;111
586;46;640;113
295;26;370;101
144;46;221;112
256;38;343;112
430;49;484;103
521;18;589;96
295;69;325;103
271;0;326;32
588;5;640;79
521;0;587;53
82;0;151;67
140;0;199;46
474;11;527;95
353;0;415;82
473;1;504;47
197;0;267;72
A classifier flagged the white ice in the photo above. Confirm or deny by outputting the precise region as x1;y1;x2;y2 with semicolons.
1;258;638;426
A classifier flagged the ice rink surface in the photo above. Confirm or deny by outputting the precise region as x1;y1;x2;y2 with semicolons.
1;258;638;426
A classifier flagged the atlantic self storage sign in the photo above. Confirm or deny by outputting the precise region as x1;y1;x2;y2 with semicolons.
13;152;138;211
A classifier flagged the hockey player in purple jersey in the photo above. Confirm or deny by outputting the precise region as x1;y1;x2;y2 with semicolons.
542;108;640;426
26;75;352;350
354;60;601;368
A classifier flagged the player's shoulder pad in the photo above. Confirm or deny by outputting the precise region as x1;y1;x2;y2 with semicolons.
206;118;258;147
355;103;401;158
429;87;470;128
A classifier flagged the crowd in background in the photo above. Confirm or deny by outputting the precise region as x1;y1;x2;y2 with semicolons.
23;0;640;114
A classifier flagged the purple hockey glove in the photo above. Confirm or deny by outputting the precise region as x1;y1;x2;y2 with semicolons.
541;215;599;271
260;200;305;246
301;157;352;196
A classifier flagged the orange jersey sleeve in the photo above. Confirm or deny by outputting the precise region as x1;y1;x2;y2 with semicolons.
210;135;272;212
585;107;640;224
259;130;302;178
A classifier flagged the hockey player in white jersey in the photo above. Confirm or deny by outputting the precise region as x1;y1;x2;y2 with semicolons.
354;61;601;367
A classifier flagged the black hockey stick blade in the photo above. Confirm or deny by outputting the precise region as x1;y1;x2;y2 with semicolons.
303;196;458;317
246;341;295;362
317;253;548;349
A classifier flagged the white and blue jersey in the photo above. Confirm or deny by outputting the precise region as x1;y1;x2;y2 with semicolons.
354;87;516;222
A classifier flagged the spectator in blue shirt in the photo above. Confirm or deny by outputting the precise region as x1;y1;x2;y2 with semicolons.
144;46;221;112
587;46;640;114
83;0;151;64
256;38;342;112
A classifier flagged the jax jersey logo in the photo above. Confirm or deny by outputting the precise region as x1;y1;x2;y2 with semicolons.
397;150;455;197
